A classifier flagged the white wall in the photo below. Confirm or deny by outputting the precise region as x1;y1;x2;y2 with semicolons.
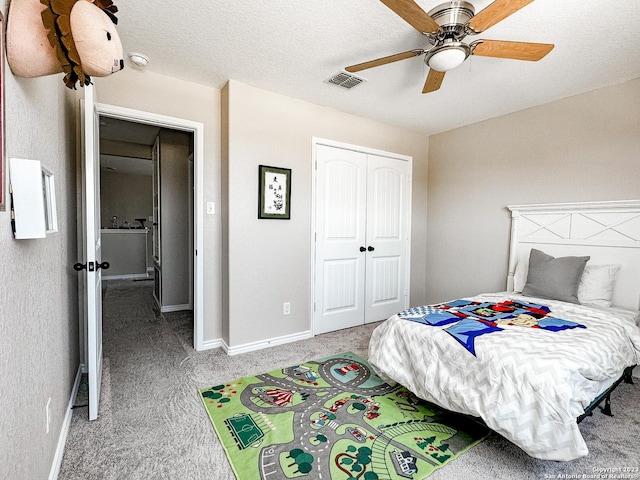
100;170;152;228
0;0;81;473
223;80;429;348
427;77;640;303
94;71;430;351
94;69;223;341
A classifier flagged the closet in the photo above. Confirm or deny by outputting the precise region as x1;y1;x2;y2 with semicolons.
314;142;411;335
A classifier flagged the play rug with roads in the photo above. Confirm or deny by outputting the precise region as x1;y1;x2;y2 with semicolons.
199;352;489;479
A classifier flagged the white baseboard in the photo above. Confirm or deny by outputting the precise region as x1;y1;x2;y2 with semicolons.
49;364;83;480
103;273;150;281
160;304;191;313
198;338;223;351
222;330;313;356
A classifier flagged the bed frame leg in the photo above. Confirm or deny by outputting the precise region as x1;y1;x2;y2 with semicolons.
600;396;613;417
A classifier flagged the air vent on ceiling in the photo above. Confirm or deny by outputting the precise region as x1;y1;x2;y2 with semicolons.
326;71;366;89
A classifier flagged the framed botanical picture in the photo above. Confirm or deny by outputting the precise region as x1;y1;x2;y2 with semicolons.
258;165;291;219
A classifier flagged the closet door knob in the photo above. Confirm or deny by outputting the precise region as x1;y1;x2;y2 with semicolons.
367;246;375;252
359;246;366;252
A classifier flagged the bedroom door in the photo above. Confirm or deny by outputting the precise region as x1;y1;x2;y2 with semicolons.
80;84;104;421
314;143;410;335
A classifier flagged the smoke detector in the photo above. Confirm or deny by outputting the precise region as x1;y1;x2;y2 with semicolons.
128;52;150;68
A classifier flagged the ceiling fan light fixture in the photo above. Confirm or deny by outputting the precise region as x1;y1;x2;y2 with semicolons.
345;0;551;93
425;43;470;72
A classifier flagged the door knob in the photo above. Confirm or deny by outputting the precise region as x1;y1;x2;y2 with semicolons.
73;261;110;271
367;246;375;252
359;246;366;252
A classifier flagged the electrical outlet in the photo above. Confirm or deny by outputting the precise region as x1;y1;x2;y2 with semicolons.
206;201;216;215
283;302;291;315
46;397;51;434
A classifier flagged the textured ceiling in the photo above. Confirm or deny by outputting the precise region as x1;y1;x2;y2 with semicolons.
112;0;640;135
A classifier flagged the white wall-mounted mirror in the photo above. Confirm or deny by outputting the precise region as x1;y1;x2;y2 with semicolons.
41;165;58;234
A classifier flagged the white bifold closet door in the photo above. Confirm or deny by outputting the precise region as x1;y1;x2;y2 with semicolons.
315;144;410;335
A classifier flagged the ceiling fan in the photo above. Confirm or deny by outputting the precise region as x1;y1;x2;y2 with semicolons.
345;0;554;93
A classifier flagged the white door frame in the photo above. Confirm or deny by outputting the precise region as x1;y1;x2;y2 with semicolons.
82;85;103;420
311;137;412;336
96;103;206;351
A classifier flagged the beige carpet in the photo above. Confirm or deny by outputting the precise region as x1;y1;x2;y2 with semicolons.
58;280;640;479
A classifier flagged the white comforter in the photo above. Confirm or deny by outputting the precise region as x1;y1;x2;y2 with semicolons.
368;293;640;461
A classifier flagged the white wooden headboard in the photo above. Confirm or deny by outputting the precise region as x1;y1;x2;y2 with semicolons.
507;200;640;311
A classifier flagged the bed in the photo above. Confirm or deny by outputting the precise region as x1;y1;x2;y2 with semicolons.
368;200;640;461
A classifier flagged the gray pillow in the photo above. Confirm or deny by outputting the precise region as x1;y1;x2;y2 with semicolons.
521;249;590;304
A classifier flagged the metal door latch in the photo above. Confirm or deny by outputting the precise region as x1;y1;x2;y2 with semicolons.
73;261;110;272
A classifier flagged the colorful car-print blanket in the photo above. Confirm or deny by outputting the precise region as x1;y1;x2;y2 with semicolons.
399;299;586;355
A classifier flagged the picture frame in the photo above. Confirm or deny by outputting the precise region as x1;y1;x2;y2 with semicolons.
258;165;291;219
0;13;5;212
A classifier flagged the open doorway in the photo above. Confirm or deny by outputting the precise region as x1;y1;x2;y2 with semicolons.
93;104;205;351
99;118;194;314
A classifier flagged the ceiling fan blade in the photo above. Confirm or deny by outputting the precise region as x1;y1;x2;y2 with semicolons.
423;69;445;93
472;40;554;61
468;0;535;33
379;0;440;34
345;49;424;73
